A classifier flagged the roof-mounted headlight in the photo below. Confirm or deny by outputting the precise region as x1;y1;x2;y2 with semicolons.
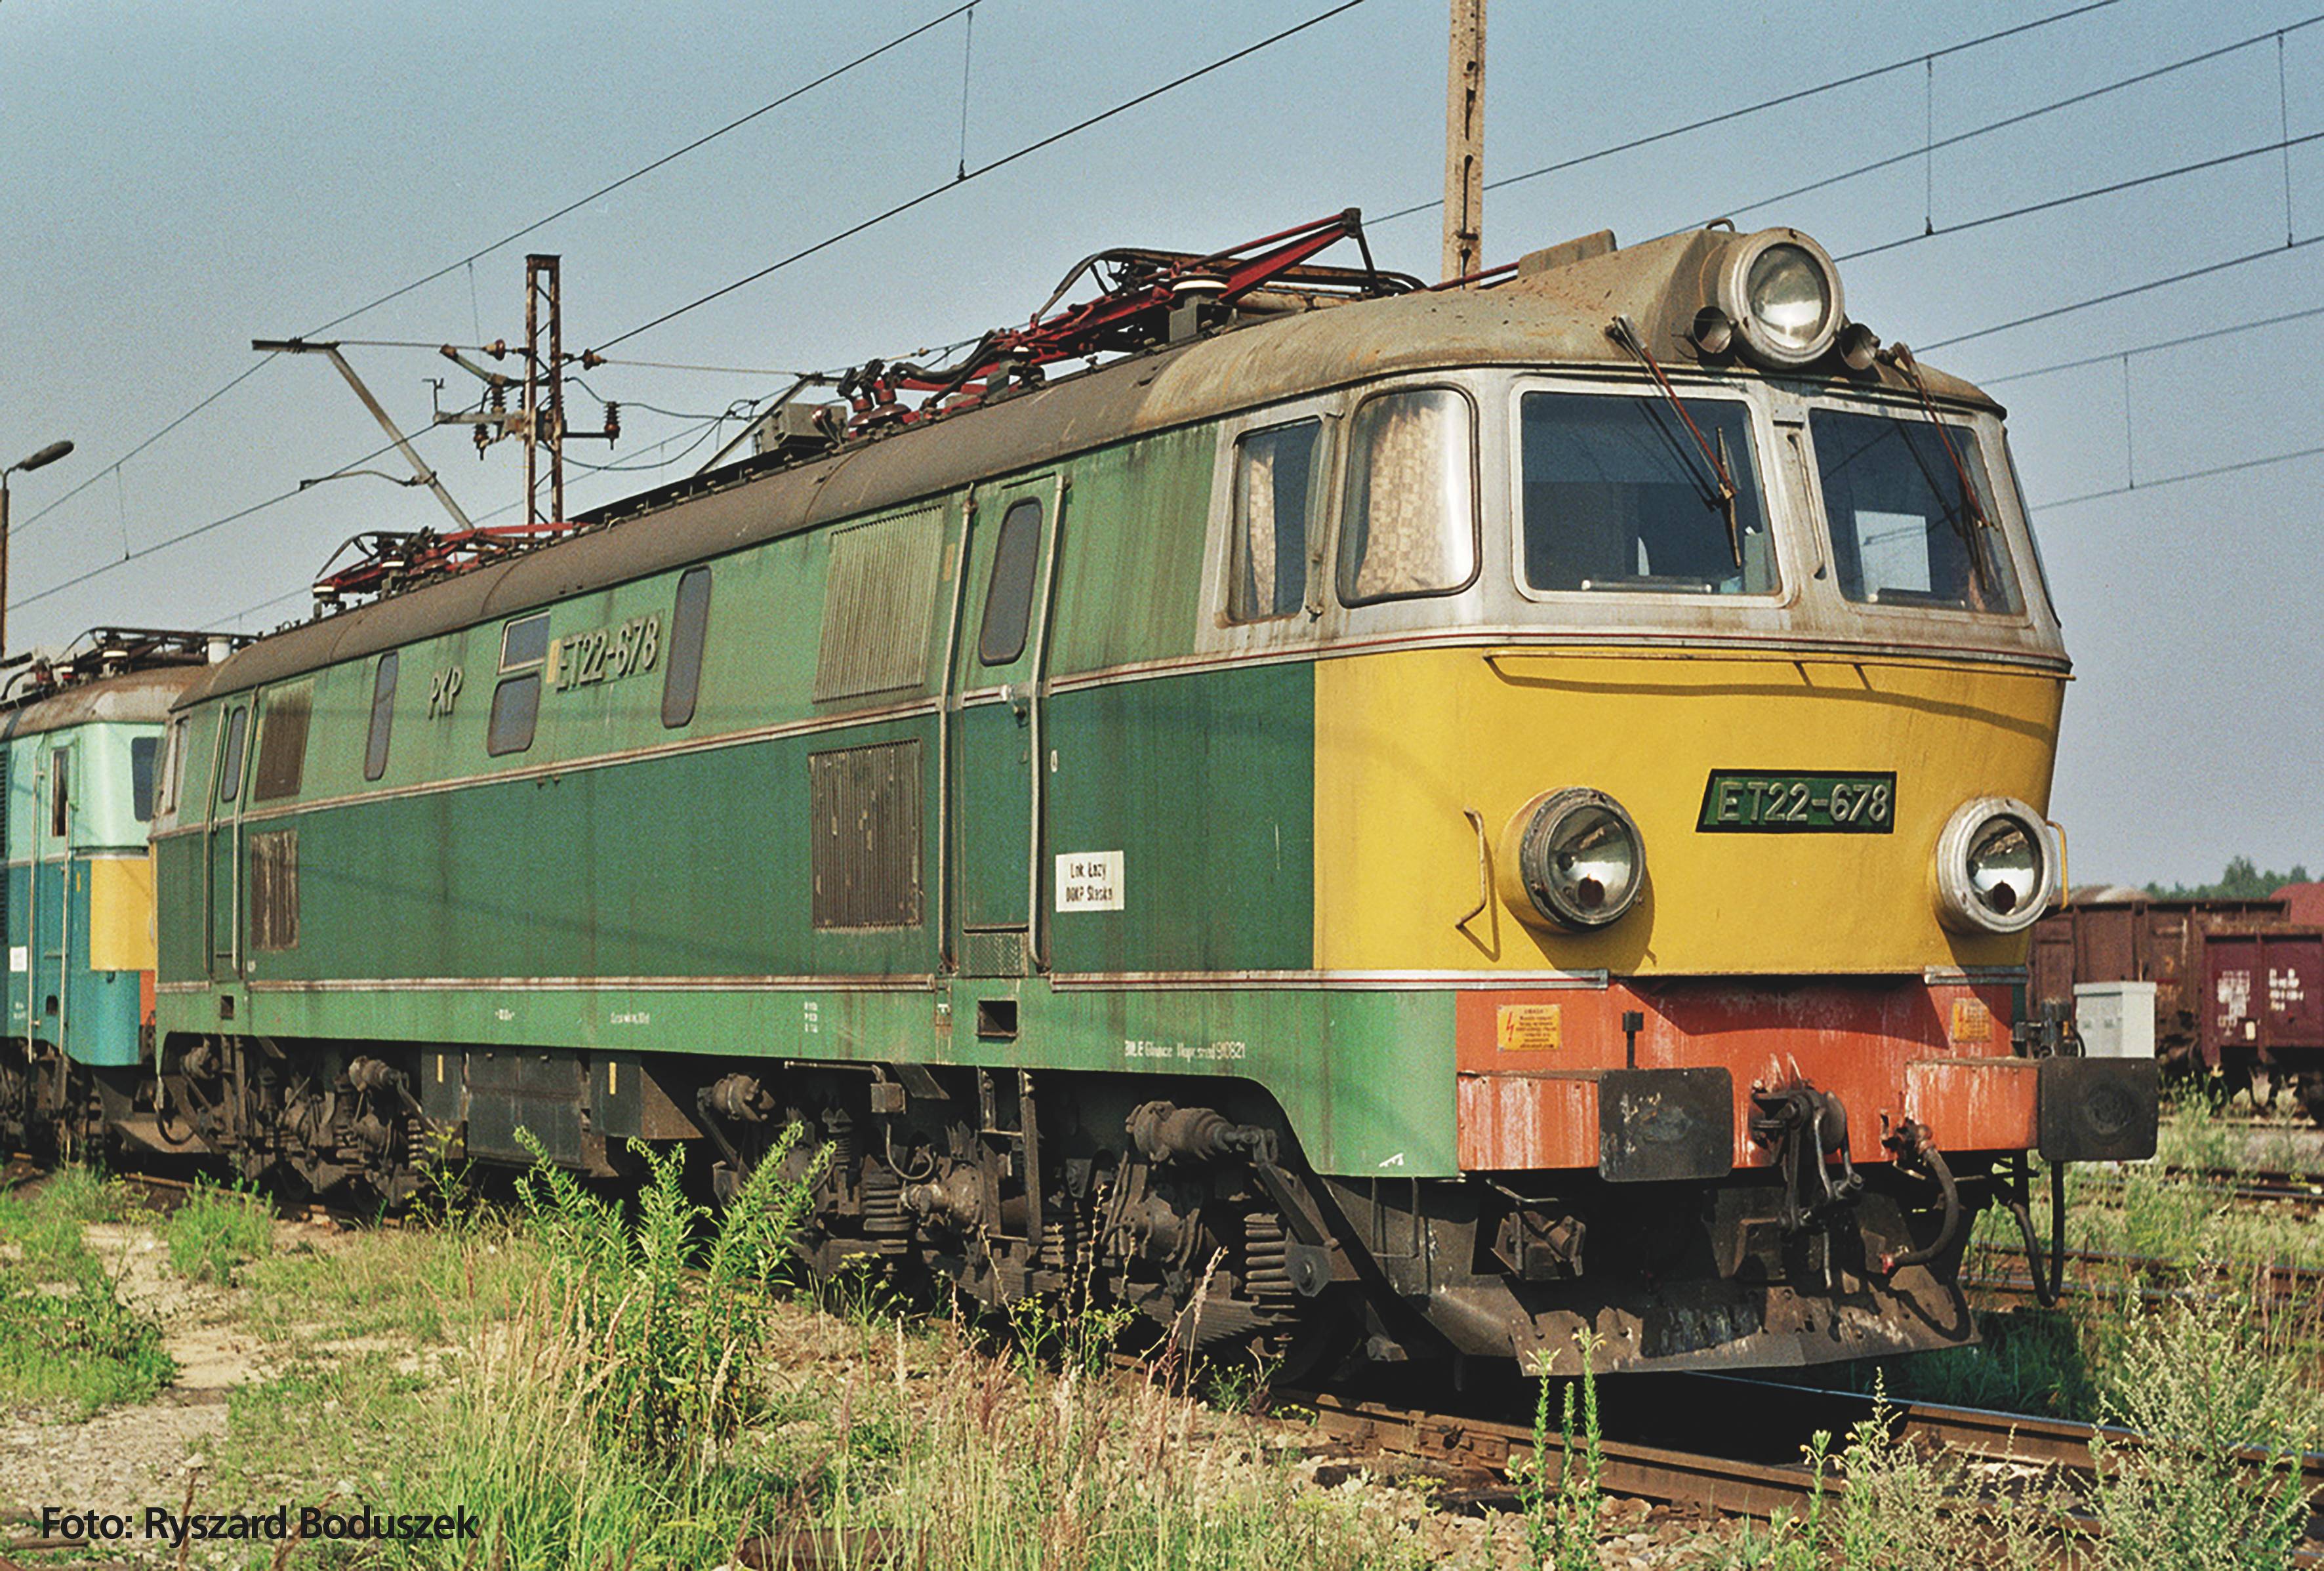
1932;796;2059;935
1712;228;1843;369
1498;788;1646;931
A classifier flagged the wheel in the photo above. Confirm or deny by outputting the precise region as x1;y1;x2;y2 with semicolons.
2296;1073;2324;1129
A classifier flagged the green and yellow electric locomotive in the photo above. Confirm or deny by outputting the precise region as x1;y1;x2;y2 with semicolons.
143;213;2154;1374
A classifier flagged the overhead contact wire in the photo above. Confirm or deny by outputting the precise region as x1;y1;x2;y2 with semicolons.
2033;444;2324;510
16;3;976;539
14;434;422;612
1921;234;2324;351
1370;0;2129;225
1978;302;2324;384
1836;129;2324;262
1695;14;2324;238
590;0;1375;354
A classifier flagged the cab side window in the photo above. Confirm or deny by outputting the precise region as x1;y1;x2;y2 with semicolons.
218;708;249;804
1337;388;1478;605
1228;419;1318;622
977;500;1043;666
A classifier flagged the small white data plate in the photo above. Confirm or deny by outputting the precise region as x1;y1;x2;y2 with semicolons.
1054;851;1124;912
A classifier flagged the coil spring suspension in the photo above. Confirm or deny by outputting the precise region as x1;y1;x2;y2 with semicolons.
1244;1210;1294;1301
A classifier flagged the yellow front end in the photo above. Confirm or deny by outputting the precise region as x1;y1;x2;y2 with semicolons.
1315;645;2063;977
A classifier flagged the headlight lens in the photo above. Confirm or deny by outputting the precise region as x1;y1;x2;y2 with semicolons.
1933;797;2056;935
1713;228;1845;369
1745;244;1832;357
1501;788;1646;930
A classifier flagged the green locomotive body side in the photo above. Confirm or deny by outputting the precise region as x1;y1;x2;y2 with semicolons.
152;417;1450;1176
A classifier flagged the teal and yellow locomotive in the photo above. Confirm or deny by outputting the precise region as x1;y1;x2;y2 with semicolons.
0;631;231;1156
138;214;2153;1373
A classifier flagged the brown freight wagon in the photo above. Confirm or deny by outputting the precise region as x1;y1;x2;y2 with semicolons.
2030;890;2324;1118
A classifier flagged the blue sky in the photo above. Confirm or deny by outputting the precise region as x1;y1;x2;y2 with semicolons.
3;0;2317;886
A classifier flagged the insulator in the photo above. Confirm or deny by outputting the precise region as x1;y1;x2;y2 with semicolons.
602;401;620;441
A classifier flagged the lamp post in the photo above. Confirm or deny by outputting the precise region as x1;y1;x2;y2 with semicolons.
0;439;74;660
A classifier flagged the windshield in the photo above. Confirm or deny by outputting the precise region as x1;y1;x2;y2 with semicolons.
1811;407;2022;615
1519;391;1773;594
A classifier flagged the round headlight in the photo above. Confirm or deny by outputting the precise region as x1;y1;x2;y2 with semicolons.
1713;228;1843;369
1499;788;1646;931
1932;797;2058;935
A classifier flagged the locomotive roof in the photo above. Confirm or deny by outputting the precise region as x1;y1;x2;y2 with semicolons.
185;225;1998;706
3;665;207;740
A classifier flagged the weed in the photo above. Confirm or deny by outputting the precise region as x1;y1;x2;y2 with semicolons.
0;1168;173;1415
514;1124;819;1459
2086;1296;2315;1570
163;1175;273;1285
1515;1331;1606;1571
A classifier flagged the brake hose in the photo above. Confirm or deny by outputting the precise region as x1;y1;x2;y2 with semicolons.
1879;1124;1961;1274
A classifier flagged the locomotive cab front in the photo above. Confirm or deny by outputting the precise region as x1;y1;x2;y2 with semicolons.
1168;221;2156;1370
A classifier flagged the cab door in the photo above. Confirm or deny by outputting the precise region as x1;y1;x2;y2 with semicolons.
203;702;251;984
950;474;1062;977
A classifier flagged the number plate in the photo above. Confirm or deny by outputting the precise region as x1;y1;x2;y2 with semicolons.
1697;771;1896;833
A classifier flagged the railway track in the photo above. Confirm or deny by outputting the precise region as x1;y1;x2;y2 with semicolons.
1296;1373;2324;1564
2075;1163;2324;1212
1964;1245;2324;1311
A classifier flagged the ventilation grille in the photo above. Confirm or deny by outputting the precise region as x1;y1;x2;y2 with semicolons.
249;828;300;952
809;741;924;930
814;509;943;703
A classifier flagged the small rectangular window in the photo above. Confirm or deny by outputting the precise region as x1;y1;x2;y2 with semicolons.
157;718;186;815
218;707;249;805
50;750;68;837
978;499;1044;666
252;682;314;802
131;737;159;823
663;567;712;728
487;674;542;756
365;653;399;781
500;613;551;672
1229;420;1318;622
1337;388;1478;605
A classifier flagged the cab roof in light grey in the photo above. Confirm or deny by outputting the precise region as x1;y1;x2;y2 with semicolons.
182;224;1999;708
3;667;205;740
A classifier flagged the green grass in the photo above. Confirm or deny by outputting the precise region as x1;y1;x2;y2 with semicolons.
163;1175;275;1285
0;1165;174;1416
182;1135;1423;1571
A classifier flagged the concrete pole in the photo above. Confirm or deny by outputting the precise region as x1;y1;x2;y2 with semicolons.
1442;0;1486;283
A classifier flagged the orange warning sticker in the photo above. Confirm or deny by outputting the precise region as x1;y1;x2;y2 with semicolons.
1496;1003;1562;1052
1949;998;1993;1044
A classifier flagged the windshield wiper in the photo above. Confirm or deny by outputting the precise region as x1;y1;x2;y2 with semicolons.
1608;314;1742;567
1881;342;1993;590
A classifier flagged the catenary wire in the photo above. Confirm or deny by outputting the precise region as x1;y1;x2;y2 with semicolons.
2031;443;2324;510
1369;0;2129;226
1836;129;2324;262
12;434;424;613
590;0;1374;353
12;4;975;539
1698;14;2324;238
1921;233;2324;351
1979;302;2324;384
